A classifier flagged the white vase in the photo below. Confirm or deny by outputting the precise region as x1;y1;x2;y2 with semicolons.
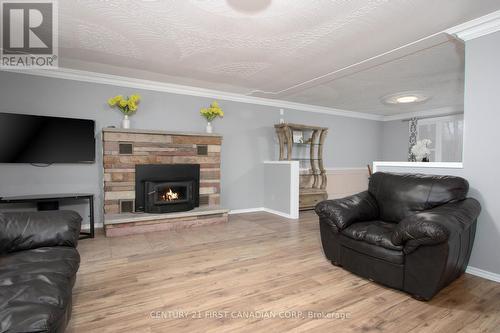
206;121;212;133
122;115;130;129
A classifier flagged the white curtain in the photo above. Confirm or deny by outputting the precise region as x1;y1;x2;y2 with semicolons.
417;115;463;162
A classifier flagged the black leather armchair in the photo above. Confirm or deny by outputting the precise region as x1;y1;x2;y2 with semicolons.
0;210;82;332
316;172;481;300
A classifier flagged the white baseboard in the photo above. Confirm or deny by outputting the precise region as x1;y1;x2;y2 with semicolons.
262;208;298;220
466;266;500;283
229;207;298;219
228;207;264;215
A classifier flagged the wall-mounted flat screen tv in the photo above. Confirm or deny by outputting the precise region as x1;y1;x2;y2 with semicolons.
0;112;95;163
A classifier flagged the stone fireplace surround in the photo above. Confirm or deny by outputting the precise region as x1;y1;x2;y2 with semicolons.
102;128;228;237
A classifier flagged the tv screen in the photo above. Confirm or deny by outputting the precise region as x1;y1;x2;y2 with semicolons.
0;113;95;163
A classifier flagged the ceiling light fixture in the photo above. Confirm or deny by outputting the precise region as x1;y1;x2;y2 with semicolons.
396;96;419;103
382;91;429;105
226;0;272;14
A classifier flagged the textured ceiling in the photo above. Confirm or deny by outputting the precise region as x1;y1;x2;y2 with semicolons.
57;0;500;115
285;39;465;115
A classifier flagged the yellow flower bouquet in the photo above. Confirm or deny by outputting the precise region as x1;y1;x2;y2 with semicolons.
108;94;141;115
200;101;224;122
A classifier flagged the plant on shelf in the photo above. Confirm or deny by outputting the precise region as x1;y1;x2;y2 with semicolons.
200;101;224;133
411;139;432;162
107;94;141;129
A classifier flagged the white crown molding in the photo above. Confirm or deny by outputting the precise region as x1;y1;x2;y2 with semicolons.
446;10;500;41
1;67;468;122
382;106;463;122
1;67;384;121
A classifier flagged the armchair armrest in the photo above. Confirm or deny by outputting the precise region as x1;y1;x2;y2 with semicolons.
391;198;481;254
0;210;82;254
315;191;379;231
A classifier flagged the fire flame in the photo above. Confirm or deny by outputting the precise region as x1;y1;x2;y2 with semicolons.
161;188;179;201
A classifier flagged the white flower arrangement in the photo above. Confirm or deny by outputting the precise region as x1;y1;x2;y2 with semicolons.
411;139;432;162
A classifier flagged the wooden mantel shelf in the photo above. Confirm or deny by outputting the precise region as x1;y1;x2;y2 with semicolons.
102;127;222;137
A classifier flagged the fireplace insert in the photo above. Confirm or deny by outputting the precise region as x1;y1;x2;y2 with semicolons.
135;164;200;213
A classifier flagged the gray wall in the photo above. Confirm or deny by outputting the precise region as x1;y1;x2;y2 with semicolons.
461;31;500;276
377;31;500;277
263;162;294;216
381;120;409;161
0;71;382;226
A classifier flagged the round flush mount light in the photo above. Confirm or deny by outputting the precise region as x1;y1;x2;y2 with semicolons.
382;91;429;105
226;0;272;14
396;95;419;103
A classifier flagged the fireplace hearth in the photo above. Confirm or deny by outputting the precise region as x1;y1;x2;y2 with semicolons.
136;164;200;213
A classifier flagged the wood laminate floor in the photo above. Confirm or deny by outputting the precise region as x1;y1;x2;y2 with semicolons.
67;211;500;333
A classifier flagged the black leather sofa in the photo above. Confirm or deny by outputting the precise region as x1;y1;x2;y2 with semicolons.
0;210;81;332
315;172;481;300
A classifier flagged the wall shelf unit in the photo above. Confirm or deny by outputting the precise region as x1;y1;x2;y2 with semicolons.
274;123;328;210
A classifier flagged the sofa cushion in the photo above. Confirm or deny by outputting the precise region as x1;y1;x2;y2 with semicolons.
368;172;469;222
342;220;402;251
339;234;404;265
0;247;80;333
0;210;82;254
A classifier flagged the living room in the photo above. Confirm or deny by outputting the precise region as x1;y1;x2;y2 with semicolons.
0;1;499;332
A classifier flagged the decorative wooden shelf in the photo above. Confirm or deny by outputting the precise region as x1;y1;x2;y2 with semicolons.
274;123;328;210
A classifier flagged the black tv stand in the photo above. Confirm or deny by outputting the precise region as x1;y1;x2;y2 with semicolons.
0;193;95;239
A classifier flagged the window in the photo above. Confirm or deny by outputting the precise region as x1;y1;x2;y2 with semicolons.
417;114;463;162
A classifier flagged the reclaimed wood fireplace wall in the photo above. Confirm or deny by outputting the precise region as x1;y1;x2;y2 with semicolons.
102;128;222;215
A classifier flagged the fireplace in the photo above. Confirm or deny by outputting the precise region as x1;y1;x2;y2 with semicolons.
135;164;200;213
